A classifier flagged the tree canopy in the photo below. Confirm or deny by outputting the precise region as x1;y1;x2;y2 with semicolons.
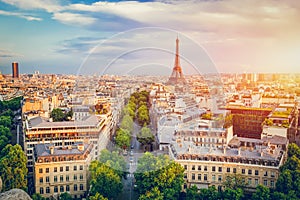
89;160;123;200
137;126;154;146
0;144;28;191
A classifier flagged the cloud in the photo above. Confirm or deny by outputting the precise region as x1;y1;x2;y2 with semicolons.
0;49;22;58
52;12;97;26
0;10;42;21
1;0;62;12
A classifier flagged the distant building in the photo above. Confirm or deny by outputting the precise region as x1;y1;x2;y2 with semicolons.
34;143;94;199
12;62;19;78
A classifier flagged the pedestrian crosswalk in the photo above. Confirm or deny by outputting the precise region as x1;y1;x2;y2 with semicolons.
127;173;135;178
129;162;137;166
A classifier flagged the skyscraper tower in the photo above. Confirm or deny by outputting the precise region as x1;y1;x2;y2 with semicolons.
166;37;186;85
12;62;19;78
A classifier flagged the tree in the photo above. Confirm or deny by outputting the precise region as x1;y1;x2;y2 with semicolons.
138;187;163;200
252;185;270;200
0;125;12;150
32;193;46;200
135;153;184;199
59;192;73;200
288;143;300;158
99;149;127;177
137;126;154;146
115;128;131;150
222;188;243;200
199;186;219;200
186;185;199;200
50;108;65;122
120;114;134;132
89;160;123;200
89;192;108;200
222;173;247;191
0;144;28;191
0;116;12;129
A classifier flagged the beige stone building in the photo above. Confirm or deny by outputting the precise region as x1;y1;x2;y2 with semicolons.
34;143;94;199
169;131;288;192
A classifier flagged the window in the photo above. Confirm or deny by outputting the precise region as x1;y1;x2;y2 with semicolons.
46;168;49;173
218;167;222;172
39;177;43;183
227;168;230;173
212;166;216;172
242;169;245;174
74;165;77;171
80;165;83;170
54;167;57;172
248;169;252;175
204;166;207;171
204;174;207;181
248;178;252;185
192;165;195;170
263;180;268;186
80;184;84;191
198;174;201;180
271;171;275;177
60;167;63;172
54;186;58;193
66;185;70;191
60;186;64;192
54;176;57;182
184;184;187;189
80;174;83;180
264;171;268;177
74;174;77;181
270;180;274;187
60;175;63;182
66;166;69;171
255;170;259;176
40;187;44;194
39;168;43;173
74;184;78;191
192;173;195;180
46;176;49;183
218;175;222;182
184;173;187;179
198;165;201;171
255;179;259;186
233;168;236;173
212;175;216;181
46;187;50;194
66;175;69;182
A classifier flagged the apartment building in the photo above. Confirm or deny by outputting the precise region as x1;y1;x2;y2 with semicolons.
34;143;93;199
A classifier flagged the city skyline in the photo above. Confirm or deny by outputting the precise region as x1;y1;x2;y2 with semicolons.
1;0;300;75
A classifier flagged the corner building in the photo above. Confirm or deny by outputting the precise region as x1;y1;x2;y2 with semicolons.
34;143;94;199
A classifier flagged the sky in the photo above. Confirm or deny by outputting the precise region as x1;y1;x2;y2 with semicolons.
0;0;300;75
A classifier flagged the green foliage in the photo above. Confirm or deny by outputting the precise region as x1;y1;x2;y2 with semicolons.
252;185;270;200
50;108;65;122
222;173;247;190
135;153;184;200
89;192;108;200
199;186;219;200
115;128;131;149
201;113;212;120
263;118;273;126
99;149;127;177
0;96;22;112
274;143;300;199
282;120;290;128
138;187;163;200
89;160;123;200
0;144;28;191
0;115;12;129
186;185;199;200
59;192;73;200
0;125;12;150
137;126;154;146
120;114;134;132
223;114;233;128
222;188;243;200
137;105;150;125
32;193;46;200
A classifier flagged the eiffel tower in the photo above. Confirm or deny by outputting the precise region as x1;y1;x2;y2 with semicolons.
166;37;187;85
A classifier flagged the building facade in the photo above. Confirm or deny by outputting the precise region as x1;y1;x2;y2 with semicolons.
34;143;94;199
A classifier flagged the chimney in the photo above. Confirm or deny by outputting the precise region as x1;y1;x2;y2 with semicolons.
49;146;54;155
78;144;84;151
